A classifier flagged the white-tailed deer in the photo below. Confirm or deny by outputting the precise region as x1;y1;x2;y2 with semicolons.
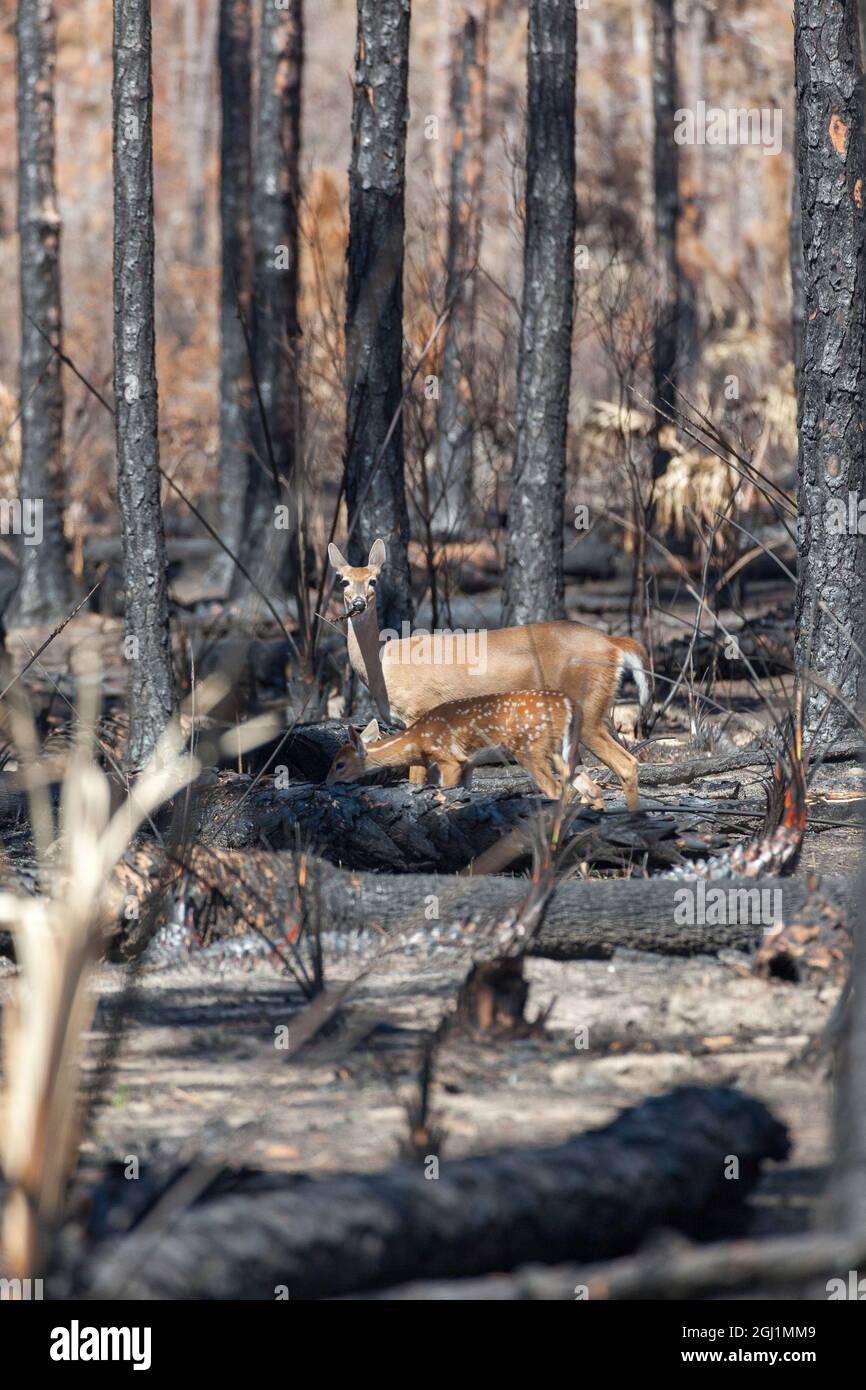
326;691;584;799
328;538;649;809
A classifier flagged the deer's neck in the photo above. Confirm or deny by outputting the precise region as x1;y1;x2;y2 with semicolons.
347;605;392;722
366;730;421;769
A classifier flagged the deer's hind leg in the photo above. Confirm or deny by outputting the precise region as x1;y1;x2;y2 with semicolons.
520;753;561;801
583;727;639;811
435;758;465;789
408;763;428;785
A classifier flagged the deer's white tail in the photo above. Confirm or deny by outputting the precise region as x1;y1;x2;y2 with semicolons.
618;645;652;714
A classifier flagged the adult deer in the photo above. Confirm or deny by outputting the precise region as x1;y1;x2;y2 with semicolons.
327;538;649;809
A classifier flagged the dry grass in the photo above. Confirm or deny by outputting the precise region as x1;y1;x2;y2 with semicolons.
654;449;741;542
0;379;20;502
0;667;277;1291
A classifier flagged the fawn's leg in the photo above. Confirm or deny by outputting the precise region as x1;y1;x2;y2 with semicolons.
583;727;639;811
408;763;427;785
520;755;561;801
436;759;464;788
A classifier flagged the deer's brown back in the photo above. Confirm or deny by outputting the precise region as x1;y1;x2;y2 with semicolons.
381;622;632;726
413;691;572;759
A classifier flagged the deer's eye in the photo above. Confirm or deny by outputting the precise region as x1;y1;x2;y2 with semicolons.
335;760;345;770
341;578;350;588
368;578;377;587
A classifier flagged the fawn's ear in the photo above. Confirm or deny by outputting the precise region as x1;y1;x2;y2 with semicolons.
360;718;380;745
328;542;349;572
368;538;386;569
347;726;368;756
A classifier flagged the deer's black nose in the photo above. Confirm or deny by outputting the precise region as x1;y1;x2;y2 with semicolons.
349;597;367;615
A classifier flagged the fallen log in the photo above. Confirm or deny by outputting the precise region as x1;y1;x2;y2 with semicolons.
189;775;685;873
636;740;864;788
83;1086;789;1300
110;844;851;963
656;625;793;680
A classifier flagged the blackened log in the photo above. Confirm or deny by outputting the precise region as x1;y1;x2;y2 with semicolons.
85;1087;789;1299
434;2;488;536
651;0;680;484
345;0;414;631
794;0;866;743
187;771;686;872
213;0;253;587
112;0;177;769
502;0;576;626
655;623;793;680
110;842;849;964
231;0;304;604
11;0;71;626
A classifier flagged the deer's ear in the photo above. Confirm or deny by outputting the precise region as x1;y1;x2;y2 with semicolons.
360;718;380;745
328;542;349;572
368;538;386;569
347;726;367;756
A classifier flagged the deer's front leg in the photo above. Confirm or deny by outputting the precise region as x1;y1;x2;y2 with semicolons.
408;763;428;785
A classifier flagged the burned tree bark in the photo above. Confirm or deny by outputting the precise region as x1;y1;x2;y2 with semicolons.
86;1087;788;1299
794;0;866;744
789;162;804;393
433;2;488;537
112;0;176;768
231;0;303;606
11;0;71;626
213;0;253;587
824;634;866;1237
651;0;681;484
345;0;413;631
111;843;845;965
502;0;576;626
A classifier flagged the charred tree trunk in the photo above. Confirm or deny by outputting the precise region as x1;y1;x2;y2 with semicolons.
231;0;303;608
213;0;253;588
11;0;71;626
825;853;866;1237
433;2;489;538
112;0;176;768
502;0;576;627
651;0;680;484
345;0;414;632
794;0;866;744
789;161;804;394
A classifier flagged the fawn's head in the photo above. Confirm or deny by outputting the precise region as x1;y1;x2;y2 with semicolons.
328;539;386;618
325;719;381;784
